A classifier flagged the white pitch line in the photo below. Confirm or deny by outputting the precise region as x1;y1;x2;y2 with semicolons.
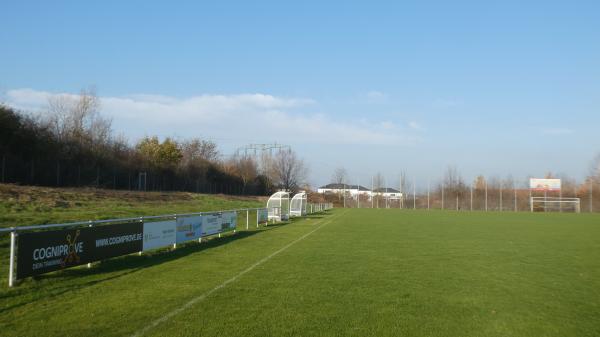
131;211;343;337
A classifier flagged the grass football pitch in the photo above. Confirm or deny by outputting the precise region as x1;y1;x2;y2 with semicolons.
1;208;599;337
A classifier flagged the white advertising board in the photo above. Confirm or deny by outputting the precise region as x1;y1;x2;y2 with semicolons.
258;208;268;224
202;212;236;236
176;215;203;243
143;220;176;251
529;178;561;191
221;211;237;231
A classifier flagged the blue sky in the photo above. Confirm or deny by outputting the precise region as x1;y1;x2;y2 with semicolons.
1;1;599;188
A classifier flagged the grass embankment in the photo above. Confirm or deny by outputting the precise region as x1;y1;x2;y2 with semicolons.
0;184;265;288
0;184;264;228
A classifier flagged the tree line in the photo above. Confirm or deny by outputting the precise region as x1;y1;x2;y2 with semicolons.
0;89;308;195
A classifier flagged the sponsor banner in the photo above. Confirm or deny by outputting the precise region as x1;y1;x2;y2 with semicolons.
202;212;235;236
17;222;143;279
258;208;268;224
202;213;222;236
530;178;561;191
175;215;203;243
221;211;237;231
143;220;176;251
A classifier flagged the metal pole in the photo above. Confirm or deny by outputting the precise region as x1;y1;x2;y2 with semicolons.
88;221;93;268
8;231;16;287
256;209;259;228
440;185;444;210
500;187;503;211
343;183;346;208
470;184;473;211
246;209;249;230
485;181;488;211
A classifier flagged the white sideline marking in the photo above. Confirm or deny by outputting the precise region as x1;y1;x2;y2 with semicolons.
131;212;342;337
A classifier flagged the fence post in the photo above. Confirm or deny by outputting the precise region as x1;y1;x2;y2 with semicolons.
8;230;16;287
470;185;473;211
173;216;177;248
485;181;488;211
88;221;93;267
246;209;249;230
256;209;259;228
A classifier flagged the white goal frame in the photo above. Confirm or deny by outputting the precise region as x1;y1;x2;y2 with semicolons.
530;197;580;213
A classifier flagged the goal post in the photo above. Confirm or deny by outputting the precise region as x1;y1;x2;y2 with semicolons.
530;197;581;213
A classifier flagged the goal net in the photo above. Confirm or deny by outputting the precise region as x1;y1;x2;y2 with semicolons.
530;197;581;213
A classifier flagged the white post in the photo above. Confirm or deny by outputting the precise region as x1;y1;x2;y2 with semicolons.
8;230;16;287
500;187;503;211
456;195;458;211
343;183;346;208
530;197;534;212
371;176;374;208
559;187;562;213
442;185;444;210
470;184;473;211
246;209;249;230
88;221;93;267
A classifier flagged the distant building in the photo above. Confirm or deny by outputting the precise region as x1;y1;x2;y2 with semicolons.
317;183;372;198
372;187;403;200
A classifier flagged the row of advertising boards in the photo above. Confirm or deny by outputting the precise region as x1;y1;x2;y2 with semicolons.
16;211;250;280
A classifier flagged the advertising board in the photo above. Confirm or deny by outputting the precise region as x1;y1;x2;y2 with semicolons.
143;220;176;251
175;215;203;243
17;222;143;279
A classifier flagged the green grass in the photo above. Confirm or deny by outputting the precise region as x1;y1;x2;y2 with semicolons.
1;208;600;337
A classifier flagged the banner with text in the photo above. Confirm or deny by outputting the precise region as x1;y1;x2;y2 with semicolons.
17;222;143;279
202;212;236;236
175;215;203;243
143;220;176;251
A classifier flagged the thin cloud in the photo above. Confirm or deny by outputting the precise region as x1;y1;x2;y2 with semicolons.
4;88;415;146
541;127;574;135
408;121;423;130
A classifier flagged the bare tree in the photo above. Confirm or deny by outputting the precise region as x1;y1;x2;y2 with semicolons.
45;87;111;152
332;167;348;185
229;155;258;193
271;149;308;193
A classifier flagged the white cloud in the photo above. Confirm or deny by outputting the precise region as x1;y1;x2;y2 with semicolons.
541;127;573;135
366;90;386;100
4;88;414;146
408;121;423;130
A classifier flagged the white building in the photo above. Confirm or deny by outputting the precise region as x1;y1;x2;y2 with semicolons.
372;187;403;200
317;183;372;198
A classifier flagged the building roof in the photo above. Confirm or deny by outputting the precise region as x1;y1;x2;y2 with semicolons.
372;187;401;193
319;183;371;191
